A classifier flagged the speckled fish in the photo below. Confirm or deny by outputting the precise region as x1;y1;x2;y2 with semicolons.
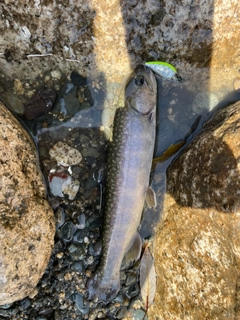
144;61;182;82
87;65;157;301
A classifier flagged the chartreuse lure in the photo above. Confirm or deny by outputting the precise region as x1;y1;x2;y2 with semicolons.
145;61;182;82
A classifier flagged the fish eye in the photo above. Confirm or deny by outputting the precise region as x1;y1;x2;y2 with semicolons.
135;75;145;86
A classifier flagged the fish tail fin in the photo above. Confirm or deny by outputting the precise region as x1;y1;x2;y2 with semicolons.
87;272;120;302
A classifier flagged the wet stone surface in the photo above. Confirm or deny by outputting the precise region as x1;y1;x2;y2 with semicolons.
1;58;240;318
0;101;55;306
148;101;240;320
1;57;240;317
0;71;153;320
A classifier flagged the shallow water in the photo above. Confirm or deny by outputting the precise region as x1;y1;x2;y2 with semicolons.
0;0;240;317
0;61;239;319
14;64;239;243
140;67;240;238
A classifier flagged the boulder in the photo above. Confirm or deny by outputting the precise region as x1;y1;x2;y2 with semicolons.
0;101;55;305
149;101;240;319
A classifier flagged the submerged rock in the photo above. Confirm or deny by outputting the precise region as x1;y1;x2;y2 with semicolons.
192;92;219;114
24;88;56;120
149;101;240;319
0;102;55;305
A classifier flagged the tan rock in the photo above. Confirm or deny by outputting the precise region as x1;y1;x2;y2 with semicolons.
149;101;240;320
0;102;55;305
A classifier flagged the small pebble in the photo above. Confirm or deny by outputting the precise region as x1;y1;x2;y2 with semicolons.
88;241;102;256
21;26;31;38
73;230;86;244
48;171;70;198
85;270;92;277
51;70;62;80
56;252;64;259
126;271;137;286
62;179;80;200
124;283;139;299
130;309;148;320
54;311;62;320
113;293;124;304
61;221;74;241
81;147;100;158
0;309;13;317
109;304;117;314
84;237;89;244
70;71;87;87
38;306;53;316
75;293;89;315
116;307;128;319
76;214;86;229
20;298;31;310
55;207;65;228
68;244;85;260
14;79;25;95
97;311;105;318
59;292;65;300
86;256;94;265
64;272;72;281
49;142;82;166
72;261;84;272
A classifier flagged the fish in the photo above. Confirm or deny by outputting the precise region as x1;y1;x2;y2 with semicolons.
144;61;182;82
87;64;157;301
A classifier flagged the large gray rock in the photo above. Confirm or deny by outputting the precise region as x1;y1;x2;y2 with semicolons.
149;101;240;320
0;101;55;305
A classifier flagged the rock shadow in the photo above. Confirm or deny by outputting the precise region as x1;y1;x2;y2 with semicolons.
167;103;240;213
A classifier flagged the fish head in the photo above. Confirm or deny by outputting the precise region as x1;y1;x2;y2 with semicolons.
125;64;157;116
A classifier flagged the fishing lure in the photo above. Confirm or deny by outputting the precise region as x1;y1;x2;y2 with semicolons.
144;61;182;82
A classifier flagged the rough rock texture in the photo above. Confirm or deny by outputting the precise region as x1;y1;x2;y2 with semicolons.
0;102;55;305
209;0;240;91
168;102;240;213
49;141;82;166
0;0;239;129
148;101;240;320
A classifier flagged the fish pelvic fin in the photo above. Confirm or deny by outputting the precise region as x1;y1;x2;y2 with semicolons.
145;186;157;208
124;231;142;267
87;272;120;302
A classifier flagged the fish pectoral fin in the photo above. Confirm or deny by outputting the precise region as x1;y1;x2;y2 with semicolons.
124;232;142;267
145;186;157;209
